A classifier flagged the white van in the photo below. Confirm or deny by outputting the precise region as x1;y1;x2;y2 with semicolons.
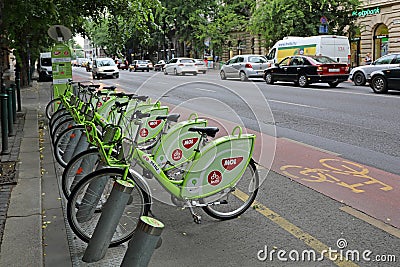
266;35;350;66
38;52;53;82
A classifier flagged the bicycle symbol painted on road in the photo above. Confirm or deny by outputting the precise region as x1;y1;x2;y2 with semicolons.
280;159;393;193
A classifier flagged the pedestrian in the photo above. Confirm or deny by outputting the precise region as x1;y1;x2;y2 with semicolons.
364;53;372;65
204;58;208;68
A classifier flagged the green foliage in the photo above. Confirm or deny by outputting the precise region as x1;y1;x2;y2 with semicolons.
249;0;360;47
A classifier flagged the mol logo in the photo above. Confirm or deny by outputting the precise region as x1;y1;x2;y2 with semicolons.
208;170;222;186
148;120;162;129
140;128;149;137
222;157;243;171
182;137;198;149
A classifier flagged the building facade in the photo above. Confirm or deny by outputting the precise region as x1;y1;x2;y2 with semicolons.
352;0;400;66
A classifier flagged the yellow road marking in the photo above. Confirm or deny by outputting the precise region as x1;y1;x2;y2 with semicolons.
234;189;359;267
340;206;400;238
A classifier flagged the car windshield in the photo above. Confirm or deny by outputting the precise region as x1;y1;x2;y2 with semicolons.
138;60;147;64
309;56;337;64
98;59;115;67
180;59;195;63
248;56;267;63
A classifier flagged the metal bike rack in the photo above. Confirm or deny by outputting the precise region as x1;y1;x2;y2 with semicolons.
121;216;164;267
82;179;134;263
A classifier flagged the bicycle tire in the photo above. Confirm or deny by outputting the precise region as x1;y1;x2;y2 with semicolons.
62;148;101;199
53;125;85;168
51;117;76;142
49;109;70;132
45;98;63;120
67;168;150;246
202;159;259;220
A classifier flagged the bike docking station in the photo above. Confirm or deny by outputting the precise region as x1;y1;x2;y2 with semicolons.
121;216;164;267
81;177;165;264
82;179;135;262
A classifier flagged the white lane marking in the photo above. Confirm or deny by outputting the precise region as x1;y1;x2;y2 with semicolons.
298;86;398;98
268;99;326;110
196;88;216;93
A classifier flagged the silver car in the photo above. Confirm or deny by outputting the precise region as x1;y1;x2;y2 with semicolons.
220;54;269;81
349;53;400;86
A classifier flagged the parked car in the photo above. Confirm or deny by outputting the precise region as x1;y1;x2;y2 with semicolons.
349;53;400;86
154;60;166;71
146;60;154;70
264;55;349;88
129;60;149;72
92;58;119;79
115;59;129;70
368;67;400;94
220;54;269;81
194;59;207;74
164;58;197;76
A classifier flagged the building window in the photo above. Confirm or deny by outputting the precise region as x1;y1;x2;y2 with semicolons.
373;24;389;59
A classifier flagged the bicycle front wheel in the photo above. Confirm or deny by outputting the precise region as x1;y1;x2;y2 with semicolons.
45;98;63;120
202;159;259;220
53;125;85;168
62;148;101;199
67;168;150;246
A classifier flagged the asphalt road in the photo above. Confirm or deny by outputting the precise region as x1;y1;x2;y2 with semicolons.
71;67;399;266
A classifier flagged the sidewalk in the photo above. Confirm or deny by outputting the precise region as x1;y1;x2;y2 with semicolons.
0;79;72;266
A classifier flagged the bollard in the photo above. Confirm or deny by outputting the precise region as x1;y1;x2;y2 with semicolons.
0;93;9;154
9;85;16;122
6;88;14;136
121;216;164;267
82;180;135;263
15;71;21;111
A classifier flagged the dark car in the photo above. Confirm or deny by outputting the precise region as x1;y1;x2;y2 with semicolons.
264;55;349;88
154;60;166;71
115;59;129;70
368;67;400;94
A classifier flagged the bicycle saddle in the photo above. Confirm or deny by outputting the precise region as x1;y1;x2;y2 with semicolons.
188;126;219;137
156;113;180;122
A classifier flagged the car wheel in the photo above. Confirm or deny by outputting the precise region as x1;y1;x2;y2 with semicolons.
193;72;197;76
328;81;339;88
164;69;168;75
240;71;248;81
147;69;149;72
202;71;206;74
220;70;226;80
265;73;274;84
174;69;178;76
129;68;132;72
353;72;366;86
370;75;388;94
114;73;119;79
298;74;308;87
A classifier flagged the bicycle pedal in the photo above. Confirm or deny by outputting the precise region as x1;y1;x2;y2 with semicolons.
193;214;202;224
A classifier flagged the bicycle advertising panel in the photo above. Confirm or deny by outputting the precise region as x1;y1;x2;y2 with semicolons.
153;119;208;170
181;134;255;199
51;43;72;98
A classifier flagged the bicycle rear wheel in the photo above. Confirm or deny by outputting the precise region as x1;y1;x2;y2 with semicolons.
202;159;259;220
67;168;150;246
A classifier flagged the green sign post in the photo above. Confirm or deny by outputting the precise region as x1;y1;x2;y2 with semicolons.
51;43;72;98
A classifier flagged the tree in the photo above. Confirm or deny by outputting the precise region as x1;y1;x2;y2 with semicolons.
249;0;360;48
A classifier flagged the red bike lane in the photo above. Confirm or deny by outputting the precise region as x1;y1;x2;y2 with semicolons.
269;137;400;229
